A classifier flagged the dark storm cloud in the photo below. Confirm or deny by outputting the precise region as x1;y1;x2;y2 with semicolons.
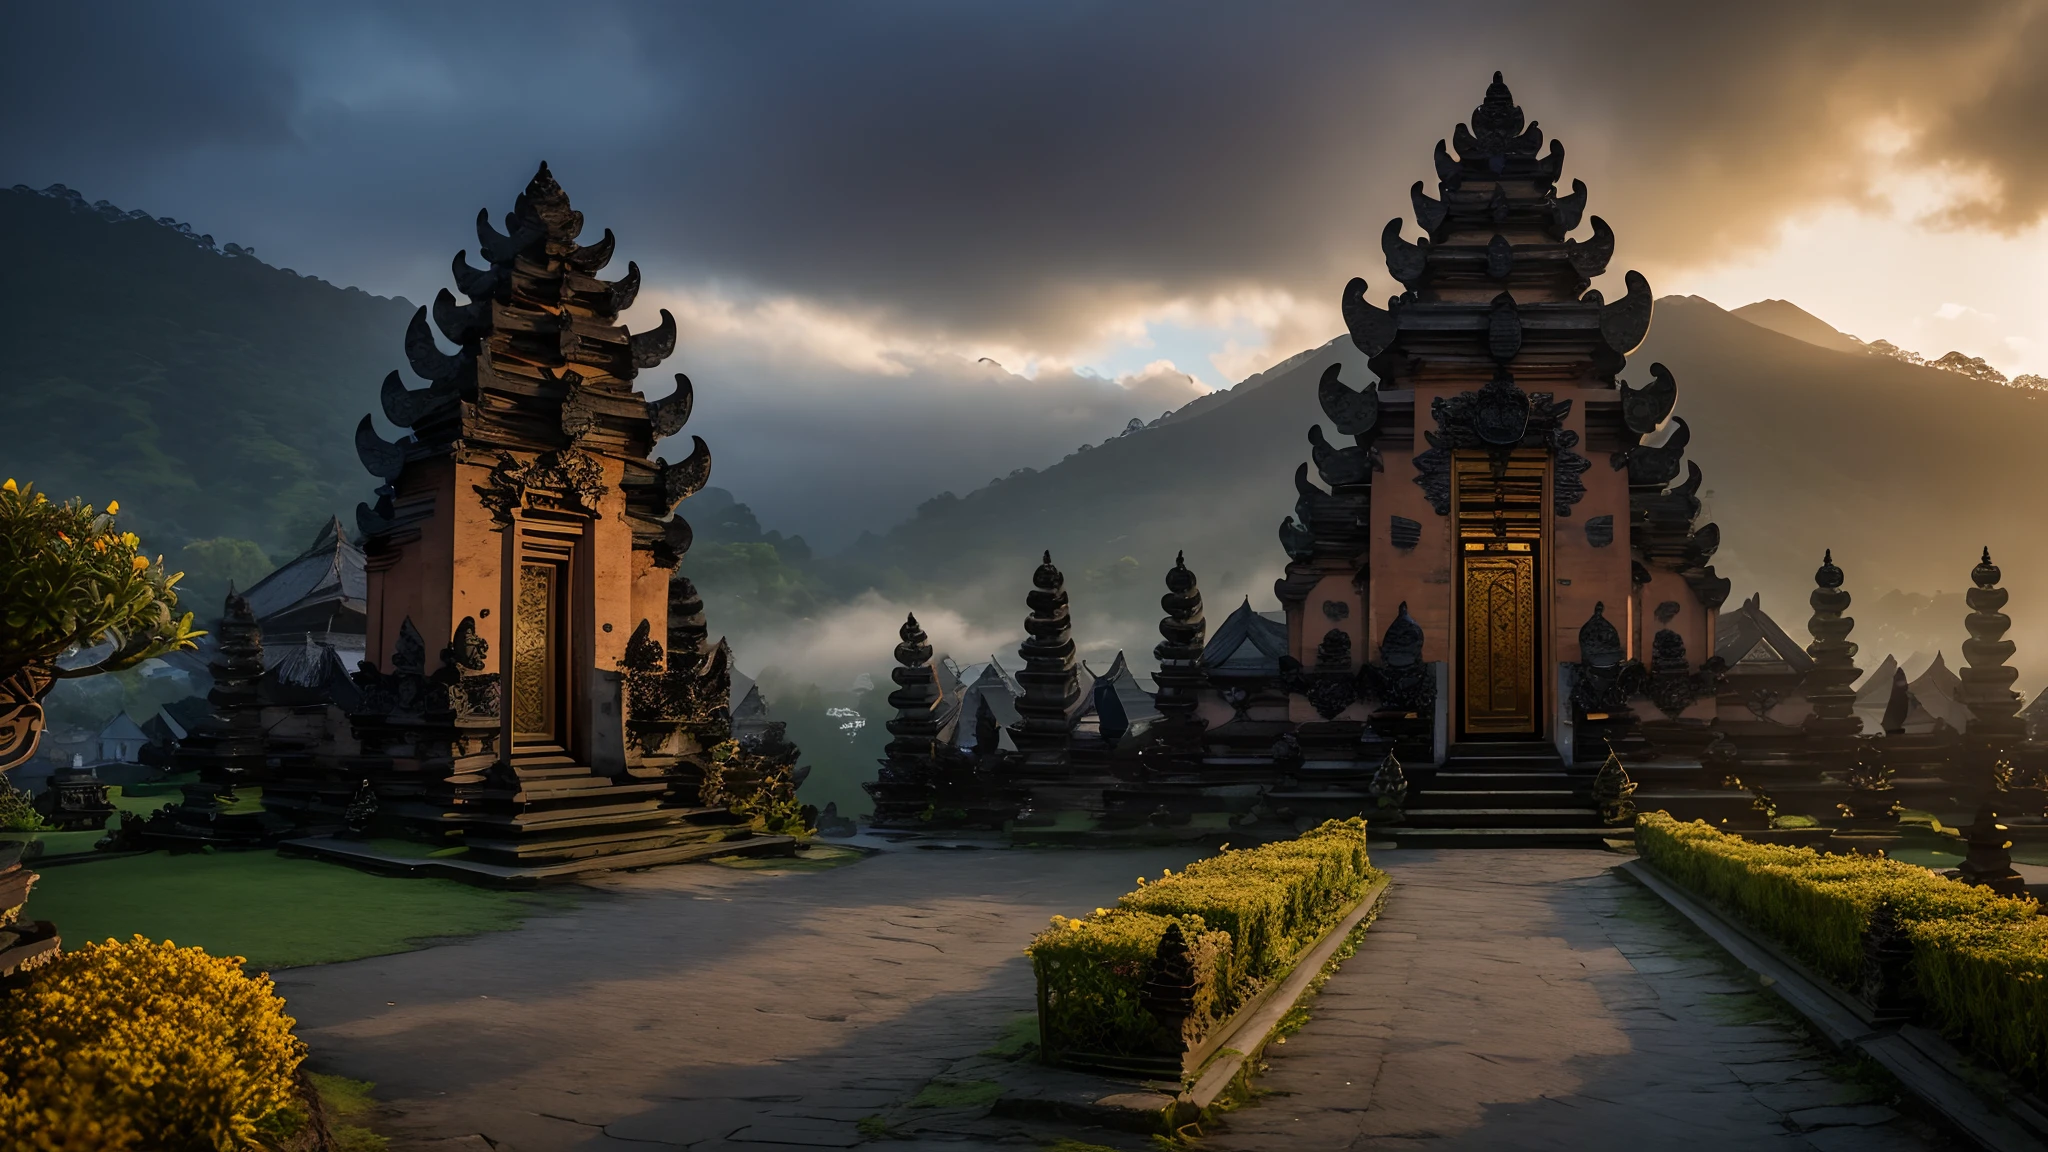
7;0;2045;347
8;0;2047;546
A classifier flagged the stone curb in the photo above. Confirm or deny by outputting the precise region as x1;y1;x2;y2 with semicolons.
1619;859;2048;1152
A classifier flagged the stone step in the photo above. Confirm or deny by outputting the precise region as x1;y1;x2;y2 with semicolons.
475;780;672;807
1389;826;1632;848
464;801;674;831
465;823;747;863
1405;808;1604;829
1413;789;1582;809
1430;771;1580;790
511;764;594;780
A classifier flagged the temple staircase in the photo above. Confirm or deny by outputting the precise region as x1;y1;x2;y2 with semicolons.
459;746;752;867
1394;741;1629;848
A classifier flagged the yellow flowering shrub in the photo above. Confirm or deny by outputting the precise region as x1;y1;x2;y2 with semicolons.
1029;910;1231;1061
0;935;307;1151
1637;812;2047;1088
1028;818;1379;1062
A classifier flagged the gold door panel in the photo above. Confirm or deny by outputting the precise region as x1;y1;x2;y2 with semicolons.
512;561;560;743
1461;554;1537;733
1453;451;1545;736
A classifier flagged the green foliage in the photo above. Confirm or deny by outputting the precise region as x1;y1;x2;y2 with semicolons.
0;780;44;832
0;188;417;560
1636;813;2048;1087
174;537;279;616
907;1079;1001;1109
1031;908;1231;1060
42;665;196;733
308;1074;387;1152
27;851;576;969
1028;819;1377;1062
701;739;810;836
0;480;202;679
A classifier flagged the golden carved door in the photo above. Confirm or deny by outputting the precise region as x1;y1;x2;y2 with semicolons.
1454;451;1545;736
511;559;566;747
1461;553;1537;733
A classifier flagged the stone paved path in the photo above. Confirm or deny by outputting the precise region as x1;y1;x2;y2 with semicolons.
1205;848;1961;1151
273;842;1204;1151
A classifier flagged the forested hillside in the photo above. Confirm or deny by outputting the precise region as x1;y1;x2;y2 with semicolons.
0;185;414;606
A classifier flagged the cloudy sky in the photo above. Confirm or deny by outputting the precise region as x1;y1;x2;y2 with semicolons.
9;0;2048;547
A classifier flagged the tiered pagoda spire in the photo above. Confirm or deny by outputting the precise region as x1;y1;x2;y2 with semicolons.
1801;550;1862;764
1336;72;1728;602
1012;552;1081;768
1959;548;2024;760
322;163;758;872
148;591;281;847
1153;552;1207;726
865;613;944;826
354;162;707;562
170;591;268;789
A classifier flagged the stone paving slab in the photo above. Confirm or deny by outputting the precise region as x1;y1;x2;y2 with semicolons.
1201;848;1965;1151
273;843;1209;1150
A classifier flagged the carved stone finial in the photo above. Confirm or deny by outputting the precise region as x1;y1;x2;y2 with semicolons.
1381;603;1424;667
1577;603;1623;668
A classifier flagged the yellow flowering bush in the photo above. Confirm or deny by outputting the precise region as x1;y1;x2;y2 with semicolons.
1029;909;1231;1062
1028;818;1378;1063
1637;812;2047;1088
0;935;308;1151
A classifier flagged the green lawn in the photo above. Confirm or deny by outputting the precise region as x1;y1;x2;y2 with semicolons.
28;851;577;970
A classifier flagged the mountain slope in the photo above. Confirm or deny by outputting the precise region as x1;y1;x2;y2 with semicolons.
847;295;2048;677
0;186;414;561
1730;298;1863;353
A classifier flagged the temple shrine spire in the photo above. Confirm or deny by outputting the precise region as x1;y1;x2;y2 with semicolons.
865;613;943;826
1801;550;1861;764
1153;552;1207;726
1012;551;1081;767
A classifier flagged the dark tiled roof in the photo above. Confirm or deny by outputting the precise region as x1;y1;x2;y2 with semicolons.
1714;594;1813;675
242;517;367;638
1201;598;1289;674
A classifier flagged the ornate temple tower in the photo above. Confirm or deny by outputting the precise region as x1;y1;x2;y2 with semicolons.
1153;553;1207;733
1801;551;1862;766
1960;548;2024;770
866;613;943;826
1289;72;1726;747
347;164;717;865
1012;553;1081;759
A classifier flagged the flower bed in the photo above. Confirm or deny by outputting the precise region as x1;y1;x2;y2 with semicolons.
1636;812;2048;1088
1028;819;1378;1067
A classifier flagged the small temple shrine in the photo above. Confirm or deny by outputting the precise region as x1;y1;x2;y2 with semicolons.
866;74;2007;847
132;164;805;877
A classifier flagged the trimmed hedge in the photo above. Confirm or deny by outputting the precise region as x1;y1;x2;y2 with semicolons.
1637;813;2048;1087
1029;819;1377;1062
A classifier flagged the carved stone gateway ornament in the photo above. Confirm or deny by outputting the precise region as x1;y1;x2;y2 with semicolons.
476;448;609;523
1413;369;1590;517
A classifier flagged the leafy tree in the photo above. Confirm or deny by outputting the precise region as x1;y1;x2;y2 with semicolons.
174;537;277;617
0;479;201;771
